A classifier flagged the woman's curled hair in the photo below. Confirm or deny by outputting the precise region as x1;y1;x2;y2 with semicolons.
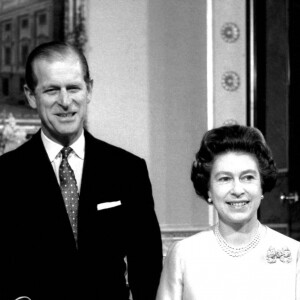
191;124;278;203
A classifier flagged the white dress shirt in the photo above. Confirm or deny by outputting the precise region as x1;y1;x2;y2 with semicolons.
41;131;85;193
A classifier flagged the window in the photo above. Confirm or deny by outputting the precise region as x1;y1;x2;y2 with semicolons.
2;78;9;96
4;47;11;65
39;13;47;26
21;19;29;29
5;23;11;32
21;45;29;66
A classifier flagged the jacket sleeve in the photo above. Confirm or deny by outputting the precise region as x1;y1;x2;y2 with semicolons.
0;153;28;299
126;158;163;300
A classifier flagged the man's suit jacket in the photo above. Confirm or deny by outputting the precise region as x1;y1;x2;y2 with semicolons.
1;130;162;300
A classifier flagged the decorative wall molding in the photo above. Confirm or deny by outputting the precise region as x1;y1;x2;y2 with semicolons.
220;22;240;43
210;0;247;127
221;71;240;91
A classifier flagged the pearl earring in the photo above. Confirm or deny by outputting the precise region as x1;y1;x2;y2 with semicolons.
261;195;264;200
208;198;212;203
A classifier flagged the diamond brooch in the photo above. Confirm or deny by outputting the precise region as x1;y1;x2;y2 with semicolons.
266;246;292;263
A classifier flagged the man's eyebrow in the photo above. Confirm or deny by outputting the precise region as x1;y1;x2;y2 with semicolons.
67;84;81;88
42;83;60;89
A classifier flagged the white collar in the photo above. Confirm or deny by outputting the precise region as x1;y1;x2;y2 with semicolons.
41;130;85;162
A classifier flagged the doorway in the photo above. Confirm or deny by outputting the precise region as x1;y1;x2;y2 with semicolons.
250;0;300;240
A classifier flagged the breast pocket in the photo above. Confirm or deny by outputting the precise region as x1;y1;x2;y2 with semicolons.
96;203;127;234
95;203;128;255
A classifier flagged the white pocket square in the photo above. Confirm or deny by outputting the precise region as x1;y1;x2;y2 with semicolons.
97;200;121;210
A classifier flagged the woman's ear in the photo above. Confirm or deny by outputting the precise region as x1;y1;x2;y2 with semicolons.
24;84;37;109
208;190;212;199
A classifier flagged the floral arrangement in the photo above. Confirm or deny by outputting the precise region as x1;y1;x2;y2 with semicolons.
0;113;27;155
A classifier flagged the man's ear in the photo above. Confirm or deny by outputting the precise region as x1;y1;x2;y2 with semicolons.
24;84;37;109
86;79;93;103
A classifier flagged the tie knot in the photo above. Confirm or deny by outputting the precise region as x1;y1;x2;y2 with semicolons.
61;147;73;159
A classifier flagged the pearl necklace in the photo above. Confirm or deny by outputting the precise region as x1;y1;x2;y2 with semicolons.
214;222;261;257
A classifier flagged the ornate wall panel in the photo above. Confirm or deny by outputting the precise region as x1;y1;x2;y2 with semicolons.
210;0;247;127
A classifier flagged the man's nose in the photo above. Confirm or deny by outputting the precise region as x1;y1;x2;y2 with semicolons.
59;89;72;107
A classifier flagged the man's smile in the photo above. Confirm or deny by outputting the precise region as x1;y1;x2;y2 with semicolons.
56;112;76;118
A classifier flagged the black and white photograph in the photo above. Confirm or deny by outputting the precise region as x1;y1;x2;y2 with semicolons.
0;0;299;299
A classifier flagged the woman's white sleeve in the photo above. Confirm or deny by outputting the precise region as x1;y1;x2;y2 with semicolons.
156;242;183;300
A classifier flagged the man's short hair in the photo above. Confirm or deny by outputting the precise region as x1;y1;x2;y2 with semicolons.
25;41;91;91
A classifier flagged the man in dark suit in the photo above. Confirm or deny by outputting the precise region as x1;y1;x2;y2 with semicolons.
0;41;162;300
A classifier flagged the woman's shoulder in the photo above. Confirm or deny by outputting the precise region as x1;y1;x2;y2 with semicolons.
265;226;300;249
180;226;214;243
168;227;215;256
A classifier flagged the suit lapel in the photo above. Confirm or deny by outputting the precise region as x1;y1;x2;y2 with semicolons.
25;131;77;249
78;131;102;245
77;131;117;248
81;131;117;199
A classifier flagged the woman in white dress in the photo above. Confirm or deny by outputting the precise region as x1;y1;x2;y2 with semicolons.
156;124;300;300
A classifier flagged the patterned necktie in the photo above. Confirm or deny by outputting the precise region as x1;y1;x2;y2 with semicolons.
59;146;79;243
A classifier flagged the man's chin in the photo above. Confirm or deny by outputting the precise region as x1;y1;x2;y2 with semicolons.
47;129;82;145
